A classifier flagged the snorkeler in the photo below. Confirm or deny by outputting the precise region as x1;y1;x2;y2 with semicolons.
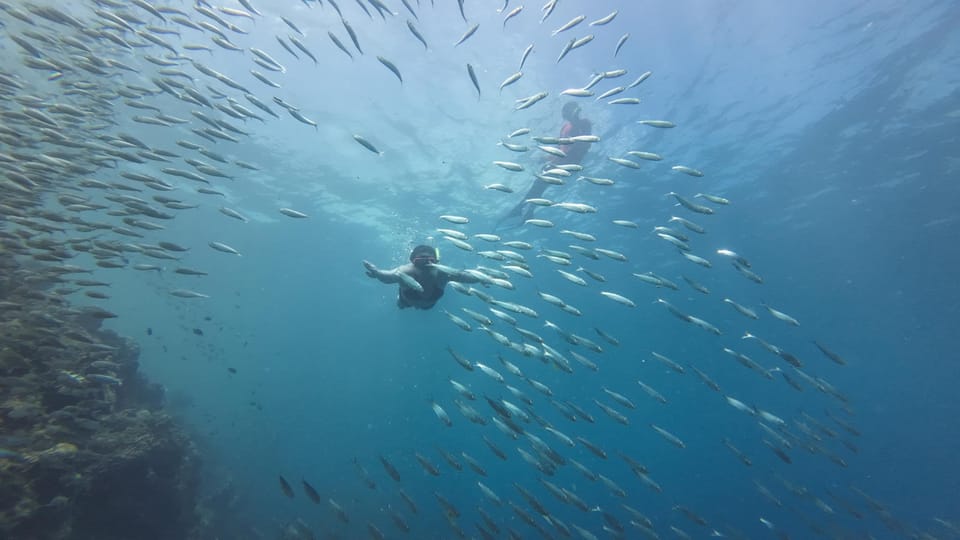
363;245;482;310
497;102;594;227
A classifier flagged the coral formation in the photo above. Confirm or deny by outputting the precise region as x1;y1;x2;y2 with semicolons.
0;253;205;540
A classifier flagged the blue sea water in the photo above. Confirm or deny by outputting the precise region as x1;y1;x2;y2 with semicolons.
17;0;960;537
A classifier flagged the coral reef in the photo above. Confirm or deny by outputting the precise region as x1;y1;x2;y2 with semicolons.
0;253;206;540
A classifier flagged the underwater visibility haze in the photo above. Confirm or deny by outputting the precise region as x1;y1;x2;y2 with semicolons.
0;0;958;539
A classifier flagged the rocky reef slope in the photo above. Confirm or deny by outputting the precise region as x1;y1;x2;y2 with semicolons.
0;253;205;540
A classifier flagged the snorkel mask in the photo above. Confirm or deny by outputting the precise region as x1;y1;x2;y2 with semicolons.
410;245;440;267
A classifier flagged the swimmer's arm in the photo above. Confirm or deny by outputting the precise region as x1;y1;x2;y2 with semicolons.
362;261;401;284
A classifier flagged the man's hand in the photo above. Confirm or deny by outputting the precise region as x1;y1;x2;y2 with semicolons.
362;260;379;278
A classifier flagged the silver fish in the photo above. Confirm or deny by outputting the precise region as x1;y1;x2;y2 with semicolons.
170;289;209;299
467;63;480;97
454;23;479;46
377;56;402;84
518;44;534;70
552;15;585;35
328;31;354;59
406;20;428;50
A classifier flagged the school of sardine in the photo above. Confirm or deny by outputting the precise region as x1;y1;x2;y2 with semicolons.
0;0;932;539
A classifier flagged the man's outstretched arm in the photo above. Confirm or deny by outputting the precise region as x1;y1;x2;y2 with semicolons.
363;261;401;284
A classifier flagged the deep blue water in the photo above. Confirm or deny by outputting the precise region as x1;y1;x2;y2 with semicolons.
6;0;959;538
